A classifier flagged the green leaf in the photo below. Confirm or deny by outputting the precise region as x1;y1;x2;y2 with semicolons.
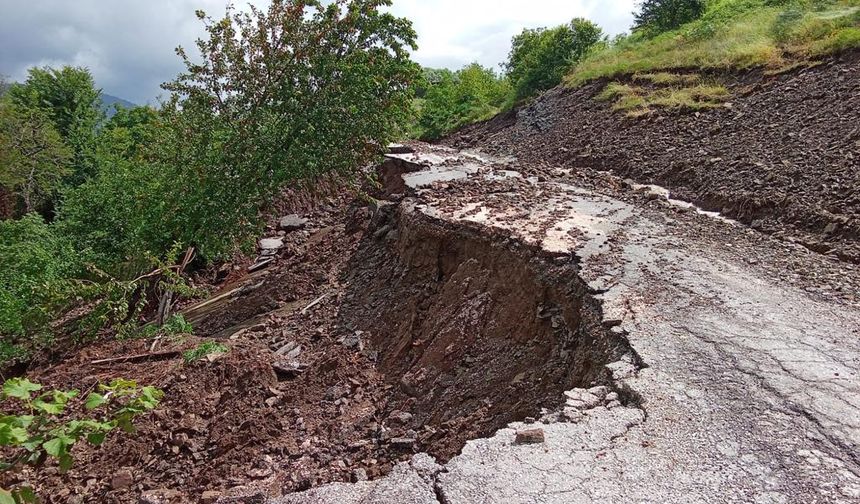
16;487;37;503
0;424;29;446
0;489;15;504
2;379;42;401
84;392;108;410
58;453;73;472
42;437;68;458
32;399;64;415
86;431;107;445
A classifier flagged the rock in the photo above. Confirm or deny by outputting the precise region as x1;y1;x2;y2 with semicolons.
564;388;601;409
139;489;182;504
201;491;222;504
272;360;306;380
388;410;413;425
111;469;134;490
390;437;416;450
279;214;309;232
352;468;369;482
339;331;364;351
259;237;284;250
563;408;584;423
388;143;415;154
515;428;545;445
588;386;609;400
275;341;302;360
325;385;350;401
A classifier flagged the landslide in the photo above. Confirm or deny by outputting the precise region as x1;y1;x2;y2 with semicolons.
2;167;634;503
448;49;860;263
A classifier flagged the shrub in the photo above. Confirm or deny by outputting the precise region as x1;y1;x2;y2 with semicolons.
0;215;79;363
416;64;511;140
506;18;604;101
633;0;707;35
0;378;162;501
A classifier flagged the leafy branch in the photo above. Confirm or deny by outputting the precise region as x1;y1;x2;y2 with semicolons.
0;378;163;502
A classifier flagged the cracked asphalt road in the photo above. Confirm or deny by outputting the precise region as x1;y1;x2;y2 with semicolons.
276;145;860;504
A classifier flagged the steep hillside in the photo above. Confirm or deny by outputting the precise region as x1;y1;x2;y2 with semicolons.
449;49;860;262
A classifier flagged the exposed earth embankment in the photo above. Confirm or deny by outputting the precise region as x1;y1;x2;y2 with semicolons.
449;50;860;262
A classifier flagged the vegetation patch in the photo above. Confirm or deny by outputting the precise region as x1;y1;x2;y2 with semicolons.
567;0;860;86
597;76;730;116
183;341;229;363
0;378;162;501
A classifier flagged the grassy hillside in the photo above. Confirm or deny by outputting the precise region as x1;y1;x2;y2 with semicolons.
566;0;860;86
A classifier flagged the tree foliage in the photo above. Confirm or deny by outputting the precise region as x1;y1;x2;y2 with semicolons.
505;18;604;101
117;0;420;260
416;63;511;140
633;0;706;35
6;67;103;184
0;103;71;214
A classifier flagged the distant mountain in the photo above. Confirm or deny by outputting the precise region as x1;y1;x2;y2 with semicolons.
0;83;134;118
101;93;137;118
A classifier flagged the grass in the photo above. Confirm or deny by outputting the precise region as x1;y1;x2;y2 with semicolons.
183;341;229;363
633;72;703;85
566;0;860;86
597;79;730;116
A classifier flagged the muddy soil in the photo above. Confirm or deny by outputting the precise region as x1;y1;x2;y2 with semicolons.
448;50;860;263
1;173;628;502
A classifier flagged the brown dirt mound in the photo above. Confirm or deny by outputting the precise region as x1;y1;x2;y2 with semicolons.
448;50;860;263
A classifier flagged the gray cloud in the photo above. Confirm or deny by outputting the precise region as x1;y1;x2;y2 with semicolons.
0;0;636;104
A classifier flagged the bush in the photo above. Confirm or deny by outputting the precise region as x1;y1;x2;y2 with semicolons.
0;215;79;362
416;64;511;140
506;18;604;101
633;0;707;35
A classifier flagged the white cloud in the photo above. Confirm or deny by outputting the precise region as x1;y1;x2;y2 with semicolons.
0;0;636;102
389;0;636;70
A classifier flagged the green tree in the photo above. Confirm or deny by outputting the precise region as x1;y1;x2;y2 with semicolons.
6;66;103;184
0;102;71;215
417;63;511;140
633;0;706;35
59;0;420;264
506;18;605;101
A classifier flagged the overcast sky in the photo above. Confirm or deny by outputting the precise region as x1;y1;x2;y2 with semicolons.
0;0;636;104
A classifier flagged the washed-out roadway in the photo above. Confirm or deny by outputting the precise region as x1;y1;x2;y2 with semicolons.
275;145;860;504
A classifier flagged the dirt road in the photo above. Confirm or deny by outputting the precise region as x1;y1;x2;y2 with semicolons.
278;144;860;503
